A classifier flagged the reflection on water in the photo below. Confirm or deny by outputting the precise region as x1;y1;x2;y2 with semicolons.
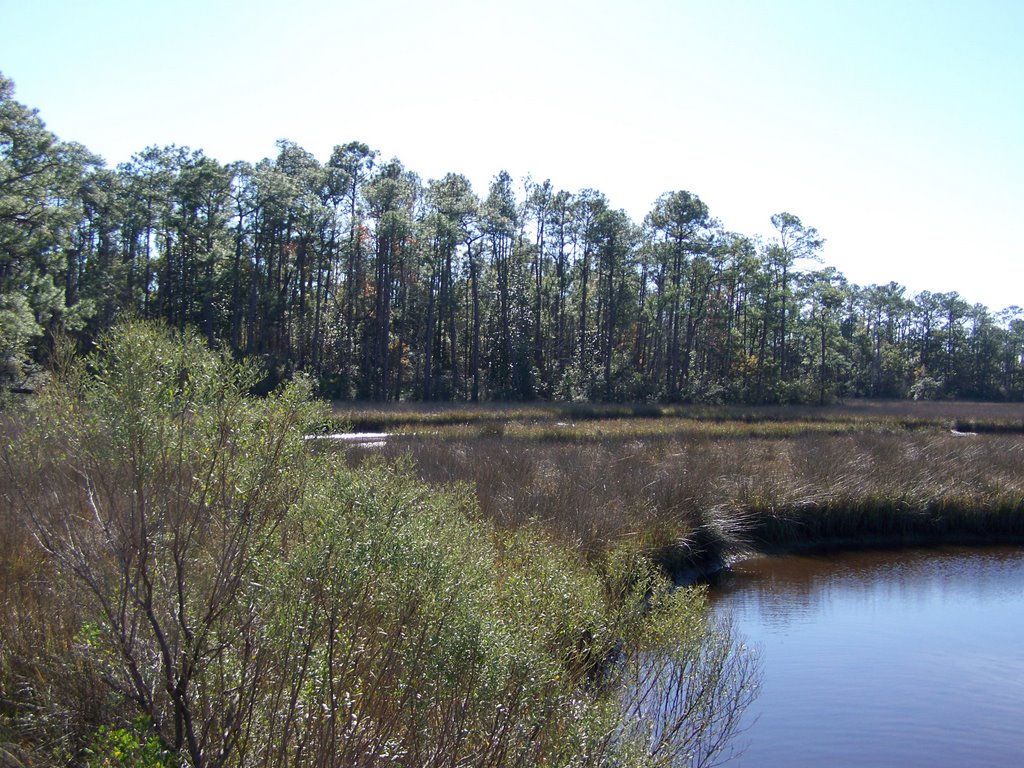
707;546;1024;768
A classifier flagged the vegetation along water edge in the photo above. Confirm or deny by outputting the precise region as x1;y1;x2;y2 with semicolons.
3;67;1022;766
331;399;1024;577
1;322;759;768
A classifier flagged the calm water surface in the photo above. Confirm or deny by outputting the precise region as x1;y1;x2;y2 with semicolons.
707;546;1024;768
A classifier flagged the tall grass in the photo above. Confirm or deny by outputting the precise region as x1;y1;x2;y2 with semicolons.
332;399;1024;435
344;427;1024;567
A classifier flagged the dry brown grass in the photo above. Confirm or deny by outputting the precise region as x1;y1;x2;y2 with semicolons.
333;399;1024;435
340;408;1024;568
1;416;111;762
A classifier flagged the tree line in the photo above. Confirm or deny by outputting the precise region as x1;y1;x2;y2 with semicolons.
3;72;1022;403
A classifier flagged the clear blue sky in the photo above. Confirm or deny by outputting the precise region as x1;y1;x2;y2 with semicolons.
3;0;1021;311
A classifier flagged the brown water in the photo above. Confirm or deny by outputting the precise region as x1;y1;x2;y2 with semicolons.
707;546;1024;767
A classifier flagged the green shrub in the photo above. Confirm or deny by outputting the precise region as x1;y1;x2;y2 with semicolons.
85;717;175;768
6;320;326;766
3;320;758;768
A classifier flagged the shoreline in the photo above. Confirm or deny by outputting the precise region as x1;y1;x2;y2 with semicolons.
667;529;1024;586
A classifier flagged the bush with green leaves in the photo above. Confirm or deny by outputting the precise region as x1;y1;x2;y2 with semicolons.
6;320;325;766
247;469;757;768
3;320;757;768
85;717;176;768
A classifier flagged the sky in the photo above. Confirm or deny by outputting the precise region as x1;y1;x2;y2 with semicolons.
3;0;1022;311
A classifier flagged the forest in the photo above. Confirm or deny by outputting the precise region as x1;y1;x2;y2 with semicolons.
2;71;1022;404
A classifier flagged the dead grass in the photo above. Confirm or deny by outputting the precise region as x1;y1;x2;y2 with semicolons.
332;399;1024;435
0;416;108;761
339;406;1024;569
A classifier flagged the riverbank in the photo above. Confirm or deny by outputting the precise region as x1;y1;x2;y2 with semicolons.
332;401;1024;578
667;529;1024;588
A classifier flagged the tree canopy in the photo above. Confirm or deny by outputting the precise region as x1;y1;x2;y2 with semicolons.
2;72;1020;403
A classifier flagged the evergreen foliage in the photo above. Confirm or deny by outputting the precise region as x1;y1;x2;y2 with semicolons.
2;71;1020;403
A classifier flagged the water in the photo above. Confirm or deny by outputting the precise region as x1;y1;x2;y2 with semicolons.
707;546;1024;768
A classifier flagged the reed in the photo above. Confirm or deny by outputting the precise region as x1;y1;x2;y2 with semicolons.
332;399;1024;435
343;424;1024;568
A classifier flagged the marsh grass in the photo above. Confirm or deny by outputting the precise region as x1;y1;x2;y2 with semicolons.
333;400;1024;436
0;417;110;762
340;405;1024;568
